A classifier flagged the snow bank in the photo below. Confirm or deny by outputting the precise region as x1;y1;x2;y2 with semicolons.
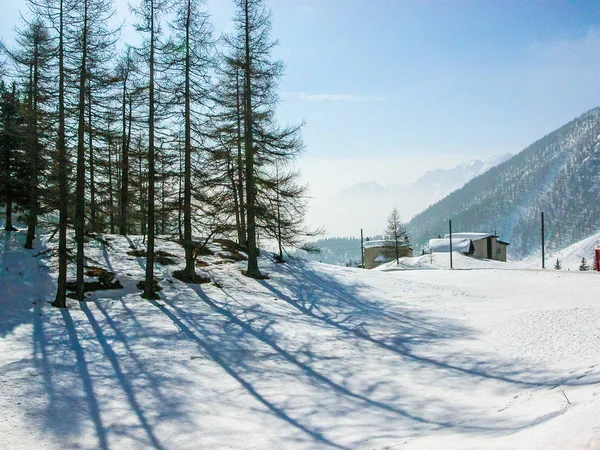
545;230;600;270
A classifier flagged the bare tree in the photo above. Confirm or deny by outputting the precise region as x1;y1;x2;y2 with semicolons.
229;0;291;278
73;0;116;301
166;0;213;280
4;20;51;244
0;82;24;233
133;0;171;298
30;0;73;308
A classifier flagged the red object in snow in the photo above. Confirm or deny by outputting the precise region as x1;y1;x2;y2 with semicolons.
595;247;600;272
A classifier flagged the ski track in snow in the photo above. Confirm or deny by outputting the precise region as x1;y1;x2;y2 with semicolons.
1;229;600;449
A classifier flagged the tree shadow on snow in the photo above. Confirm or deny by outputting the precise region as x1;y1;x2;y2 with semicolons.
260;260;598;389
0;230;55;338
149;258;600;448
5;238;600;449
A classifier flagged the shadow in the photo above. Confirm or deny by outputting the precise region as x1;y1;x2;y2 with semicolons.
142;270;550;449
60;309;110;450
184;286;515;432
0;230;55;337
148;296;345;449
257;260;599;389
78;302;165;450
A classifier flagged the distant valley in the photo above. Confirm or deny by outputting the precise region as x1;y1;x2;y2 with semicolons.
308;154;512;240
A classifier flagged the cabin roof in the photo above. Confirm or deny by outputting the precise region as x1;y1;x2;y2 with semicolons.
429;238;473;253
363;240;411;249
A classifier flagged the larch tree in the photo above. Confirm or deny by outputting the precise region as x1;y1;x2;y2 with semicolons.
9;18;54;248
0;81;25;233
116;46;136;236
133;0;171;298
384;207;409;264
212;49;247;247
30;0;72;308
165;0;213;280
229;0;293;278
261;160;321;262
72;0;116;301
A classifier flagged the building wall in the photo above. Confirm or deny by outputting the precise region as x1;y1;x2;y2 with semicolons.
471;237;507;261
496;243;507;262
471;238;489;259
364;246;413;269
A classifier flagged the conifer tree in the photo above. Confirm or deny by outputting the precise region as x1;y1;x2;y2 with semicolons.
72;0;117;301
166;0;213;280
384;207;409;264
9;19;54;247
133;0;171;298
0;82;25;232
30;0;72;308
116;46;136;235
228;0;304;277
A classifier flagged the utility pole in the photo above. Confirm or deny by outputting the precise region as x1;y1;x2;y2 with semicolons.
541;212;545;269
449;219;453;269
360;228;364;268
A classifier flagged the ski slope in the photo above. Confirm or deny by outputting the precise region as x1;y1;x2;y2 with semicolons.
1;229;600;449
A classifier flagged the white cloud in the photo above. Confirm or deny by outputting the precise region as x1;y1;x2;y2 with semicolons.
285;92;387;102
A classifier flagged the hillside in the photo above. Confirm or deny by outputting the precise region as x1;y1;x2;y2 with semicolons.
407;108;600;257
2;228;600;449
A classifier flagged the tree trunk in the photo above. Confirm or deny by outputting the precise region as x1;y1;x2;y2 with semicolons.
107;128;115;233
24;46;39;245
235;69;246;247
75;0;89;302
119;77;129;235
4;142;15;231
243;0;262;278
276;162;283;260
87;83;96;232
160;152;166;235
143;0;157;298
52;0;68;308
177;145;183;241
182;0;195;278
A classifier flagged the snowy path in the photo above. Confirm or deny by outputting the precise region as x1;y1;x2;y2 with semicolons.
1;230;600;449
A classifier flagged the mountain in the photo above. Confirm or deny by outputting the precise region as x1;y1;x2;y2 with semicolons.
410;154;512;196
407;107;600;258
309;154;512;238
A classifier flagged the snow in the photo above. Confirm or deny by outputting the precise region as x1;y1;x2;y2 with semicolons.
545;230;600;270
443;232;495;240
374;254;392;263
2;228;600;449
429;238;473;253
363;239;409;249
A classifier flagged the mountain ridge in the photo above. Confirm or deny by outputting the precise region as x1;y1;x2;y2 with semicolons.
407;107;600;257
310;153;513;238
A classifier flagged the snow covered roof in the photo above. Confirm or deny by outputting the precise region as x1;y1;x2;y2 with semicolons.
363;240;410;249
429;238;474;253
443;232;495;241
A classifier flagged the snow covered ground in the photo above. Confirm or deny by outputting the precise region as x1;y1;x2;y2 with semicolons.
1;228;600;449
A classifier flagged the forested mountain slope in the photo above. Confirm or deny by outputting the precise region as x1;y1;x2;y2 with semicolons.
407;108;600;257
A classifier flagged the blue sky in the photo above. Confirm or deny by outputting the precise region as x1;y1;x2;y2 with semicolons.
2;0;600;219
